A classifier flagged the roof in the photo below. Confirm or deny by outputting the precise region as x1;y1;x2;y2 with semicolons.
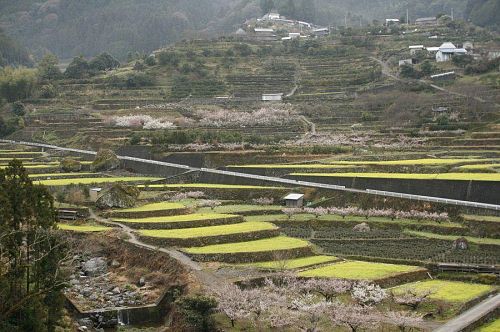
90;187;102;191
284;193;304;200
416;17;437;22
386;18;400;22
313;28;329;32
454;48;467;54
254;28;274;33
409;45;424;49
430;71;455;78
426;47;440;52
439;42;457;52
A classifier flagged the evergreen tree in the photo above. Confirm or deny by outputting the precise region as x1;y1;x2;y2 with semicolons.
38;54;62;81
300;0;316;22
0;160;68;331
65;55;90;79
281;0;297;18
260;0;275;14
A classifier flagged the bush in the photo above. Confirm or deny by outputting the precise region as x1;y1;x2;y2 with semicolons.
125;72;155;88
60;158;82;172
65;56;90;79
0;67;38;102
145;55;156;66
11;101;25;116
175;295;217;332
157;51;181;67
38;84;58;98
91;149;120;171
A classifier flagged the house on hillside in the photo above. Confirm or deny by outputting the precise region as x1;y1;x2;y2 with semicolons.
254;28;277;41
313;27;330;36
385;19;400;25
436;42;467;62
262;93;283;102
415;17;437;26
409;45;425;55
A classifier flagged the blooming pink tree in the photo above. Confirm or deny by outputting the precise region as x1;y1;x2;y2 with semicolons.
252;197;274;205
304;278;352;302
330;303;379;332
351;281;387;307
392;288;434;311
386;311;423;332
197;200;222;210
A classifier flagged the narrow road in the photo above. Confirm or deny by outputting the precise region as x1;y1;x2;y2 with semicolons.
370;56;401;81
89;210;228;290
300;115;316;135
434;293;500;332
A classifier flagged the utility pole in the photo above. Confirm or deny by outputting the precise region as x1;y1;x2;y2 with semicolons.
451;8;454;21
406;8;409;25
344;13;347;28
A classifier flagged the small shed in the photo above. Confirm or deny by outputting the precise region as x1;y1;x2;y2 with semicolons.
89;187;102;202
385;18;400;25
409;45;425;55
399;58;417;66
313;27;330;36
284;193;304;208
262;93;283;102
415;17;437;26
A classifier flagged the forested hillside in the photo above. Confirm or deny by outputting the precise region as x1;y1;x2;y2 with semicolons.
0;0;484;60
0;28;32;67
464;0;500;31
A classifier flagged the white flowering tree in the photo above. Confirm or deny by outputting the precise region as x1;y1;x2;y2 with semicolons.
351;281;387;307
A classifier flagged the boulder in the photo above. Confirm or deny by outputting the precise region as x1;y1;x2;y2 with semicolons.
110;259;121;268
96;184;140;209
353;222;371;232
83;257;107;276
138;277;146;287
60;158;82;172
91;149;120;172
452;237;469;250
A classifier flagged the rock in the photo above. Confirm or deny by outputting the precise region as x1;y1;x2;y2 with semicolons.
138;277;146;287
83;257;107;276
96;184;140;209
78;318;93;328
60;158;82;172
77;326;87;332
110;259;121;268
112;287;121;294
452;237;469;250
70;278;79;286
91;149;120;172
353;222;370;232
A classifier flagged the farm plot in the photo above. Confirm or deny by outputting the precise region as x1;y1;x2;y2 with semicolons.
115;213;242;230
391;280;495;303
28;172;99;179
299;261;426;285
197;204;283;215
236;255;339;270
58;223;112;232
111;201;187;218
36;177;163;186
404;230;500;245
138;183;286;190
290;172;500;181
479;319;500;332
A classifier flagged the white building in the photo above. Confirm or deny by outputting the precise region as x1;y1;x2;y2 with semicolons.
284;193;304;208
409;45;425;55
385;18;400;25
313;27;330;36
262;93;283;102
436;42;467;62
289;32;300;39
426;46;440;53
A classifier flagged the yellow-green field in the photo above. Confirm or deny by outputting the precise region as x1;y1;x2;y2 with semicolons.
391;280;495;303
291;172;500;181
404;230;500;245
299;261;424;280
138;183;286;190
0;157;33;161
0;151;44;155
458;164;500;170
479;319;500;332
183;236;310;254
463;215;500;223
1;165;59;170
36;177;163;186
118;202;185;212
198;204;283;214
58;223;112;232
227;164;358;169
28;172;98;178
237;255;339;270
115;213;237;224
139;221;276;238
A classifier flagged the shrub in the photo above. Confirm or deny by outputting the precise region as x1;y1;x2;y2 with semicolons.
0;67;38;102
175;295;217;332
91;149;120;172
60;158;82;172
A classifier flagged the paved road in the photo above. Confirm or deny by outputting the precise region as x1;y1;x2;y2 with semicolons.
2;139;499;211
434;293;500;332
89;210;228;290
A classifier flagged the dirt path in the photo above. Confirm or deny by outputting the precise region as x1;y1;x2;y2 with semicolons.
434;293;500;332
89;210;228;290
300;115;317;135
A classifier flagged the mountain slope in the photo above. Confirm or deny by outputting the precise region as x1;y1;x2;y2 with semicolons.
0;28;32;67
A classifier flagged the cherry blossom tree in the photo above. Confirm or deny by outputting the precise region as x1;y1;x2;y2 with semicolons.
252;197;274;205
330;303;379;332
386;311;423;332
392;288;434;311
197;200;222;210
351;281;387;307
304;278;352;302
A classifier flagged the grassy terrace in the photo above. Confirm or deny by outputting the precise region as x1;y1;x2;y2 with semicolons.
183;236;310;254
290;172;500;181
138;221;276;238
480;319;500;332
404;230;500;245
236;255;339;270
299;261;424;280
458;164;500;170
1;165;59;170
227;164;358;169
464;215;500;223
0;158;33;161
119;202;185;212
391;280;495;303
0;151;44;155
197;204;283;214
138;183;286;190
114;213;237;224
35;177;163;186
28;172;98;178
58;223;112;232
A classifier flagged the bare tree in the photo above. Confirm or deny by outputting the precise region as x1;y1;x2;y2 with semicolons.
386;311;423;332
392;288;434;311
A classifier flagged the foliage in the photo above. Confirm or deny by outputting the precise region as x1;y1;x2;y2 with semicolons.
465;0;500;31
59;158;82;172
0;28;32;67
64;56;90;79
37;54;62;81
0;160;68;331
91;149;120;172
88;52;120;71
0;67;38;102
175;294;218;332
465;57;500;75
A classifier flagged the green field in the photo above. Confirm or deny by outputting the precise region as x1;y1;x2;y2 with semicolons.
227;164;358;169
115;213;237;224
291;172;500;182
299;261;424;280
138;183;286;190
139;221;276;238
326;158;491;166
458;164;500;170
0;151;44;155
479;319;500;332
119;202;185;212
463;215;500;223
391;280;495;303
58;223;112;232
0;157;33;161
36;177;163;186
183;236;310;254
404;230;500;245
28;172;97;178
198;204;283;214
237;255;339;270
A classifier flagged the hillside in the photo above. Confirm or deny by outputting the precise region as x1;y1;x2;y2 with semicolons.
0;0;473;59
0;28;32;67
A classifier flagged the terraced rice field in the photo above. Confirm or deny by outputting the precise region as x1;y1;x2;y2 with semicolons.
138;221;276;238
479;319;500;332
58;223;112;232
0;157;33;161
119;202;185;212
463;215;500;223
404;230;500;245
36;177;163;186
183;236;310;254
228;164;357;169
115;213;237;224
237;255;339;270
290;172;500;181
458;164;500;170
138;183;286;190
391;280;495;303
298;261;424;280
198;204;283;214
28;172;98;178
